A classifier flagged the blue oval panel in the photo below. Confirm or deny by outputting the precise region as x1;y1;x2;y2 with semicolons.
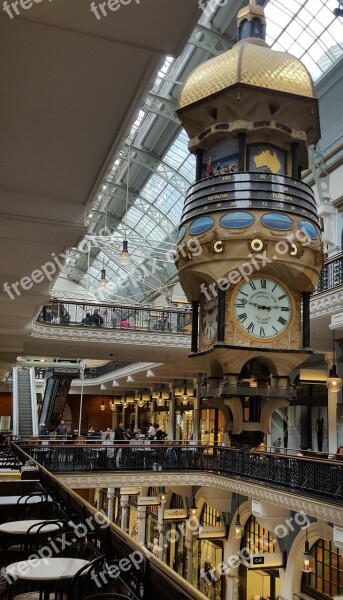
261;213;293;230
299;220;318;239
220;212;255;229
189;216;214;235
177;226;186;243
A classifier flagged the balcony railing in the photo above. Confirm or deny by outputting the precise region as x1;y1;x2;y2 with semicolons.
314;251;343;295
37;300;192;334
17;442;343;507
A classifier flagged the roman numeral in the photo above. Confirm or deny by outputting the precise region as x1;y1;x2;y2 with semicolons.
278;294;287;300
278;316;287;326
260;279;266;289
272;326;278;333
260;327;266;337
235;299;247;307
238;313;247;322
249;281;256;290
240;291;248;297
281;307;290;312
247;322;254;333
272;284;277;292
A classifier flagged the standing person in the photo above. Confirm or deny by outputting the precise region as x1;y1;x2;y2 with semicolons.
90;309;103;327
114;422;125;467
315;408;324;452
148;422;156;439
56;419;67;440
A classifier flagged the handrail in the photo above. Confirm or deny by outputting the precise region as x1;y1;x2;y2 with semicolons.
11;442;207;600
37;300;192;334
313;251;343;295
29;367;39;437
16;442;343;506
12;366;19;437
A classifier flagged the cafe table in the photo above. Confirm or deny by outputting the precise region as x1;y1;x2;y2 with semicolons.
6;557;90;599
0;519;62;535
0;495;52;506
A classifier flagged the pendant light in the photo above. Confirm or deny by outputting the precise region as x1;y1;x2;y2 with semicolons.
137;387;145;408
100;399;106;411
157;380;164;406
181;375;189;405
301;527;315;573
327;331;342;392
120;143;131;267
98;263;108;288
233;494;244;539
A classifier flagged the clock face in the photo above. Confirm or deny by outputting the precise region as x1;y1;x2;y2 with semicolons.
232;277;293;340
202;295;218;342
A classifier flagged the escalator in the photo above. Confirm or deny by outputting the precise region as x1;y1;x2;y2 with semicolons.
12;367;38;437
38;371;75;431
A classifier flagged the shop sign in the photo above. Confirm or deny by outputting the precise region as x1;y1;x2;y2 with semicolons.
198;525;227;539
248;553;284;569
163;509;188;520
138;496;160;506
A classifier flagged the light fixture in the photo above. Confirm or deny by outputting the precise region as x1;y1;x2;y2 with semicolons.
137;388;145;408
127;375;134;383
250;238;264;252
120;143;131;267
157;380;164;406
100;384;106;390
327;331;342;392
188;498;197;518
302;528;315;573
181;375;189;405
159;492;167;505
110;399;116;412
233;494;244;539
112;380;119;387
122;396;128;409
146;369;155;378
100;400;106;412
98;265;108;288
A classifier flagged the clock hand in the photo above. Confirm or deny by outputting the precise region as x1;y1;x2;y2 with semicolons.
246;302;271;311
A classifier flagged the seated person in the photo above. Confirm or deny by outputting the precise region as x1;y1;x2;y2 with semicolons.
82;312;92;326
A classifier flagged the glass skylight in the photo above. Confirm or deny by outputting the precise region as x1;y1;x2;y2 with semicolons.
265;0;343;81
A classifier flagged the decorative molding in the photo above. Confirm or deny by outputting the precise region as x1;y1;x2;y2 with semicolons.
311;289;343;318
72;362;163;387
31;323;191;349
57;472;343;524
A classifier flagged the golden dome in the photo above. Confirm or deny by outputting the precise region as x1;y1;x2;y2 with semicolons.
177;38;315;110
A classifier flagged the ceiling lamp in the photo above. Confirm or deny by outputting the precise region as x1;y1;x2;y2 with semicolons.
110;400;116;412
112;380;119;387
327;331;342;392
100;400;106;412
127;375;134;383
146;369;155;378
121;143;131;267
188;498;197;518
181;375;189;405
120;240;130;267
302;528;315;573
159;491;167;505
98;265;108;288
122;396;128;409
157;380;164;406
137;388;145;408
233;494;244;539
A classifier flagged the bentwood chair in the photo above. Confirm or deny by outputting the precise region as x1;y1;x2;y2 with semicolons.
84;595;131;599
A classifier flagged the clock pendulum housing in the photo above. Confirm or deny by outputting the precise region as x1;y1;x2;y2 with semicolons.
175;1;323;445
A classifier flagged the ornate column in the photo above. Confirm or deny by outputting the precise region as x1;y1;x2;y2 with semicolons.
120;495;129;533
137;505;146;547
326;352;338;454
107;487;115;521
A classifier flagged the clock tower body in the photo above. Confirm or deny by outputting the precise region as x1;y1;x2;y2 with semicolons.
175;2;323;445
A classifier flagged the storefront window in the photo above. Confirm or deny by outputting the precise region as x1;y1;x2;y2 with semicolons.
302;539;343;598
200;408;225;445
175;409;193;441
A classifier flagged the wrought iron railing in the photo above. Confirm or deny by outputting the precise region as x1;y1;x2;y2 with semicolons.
16;442;343;506
37;300;192;334
11;443;207;600
314;251;343;295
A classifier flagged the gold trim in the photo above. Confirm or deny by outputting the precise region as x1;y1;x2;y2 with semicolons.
230;275;296;342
